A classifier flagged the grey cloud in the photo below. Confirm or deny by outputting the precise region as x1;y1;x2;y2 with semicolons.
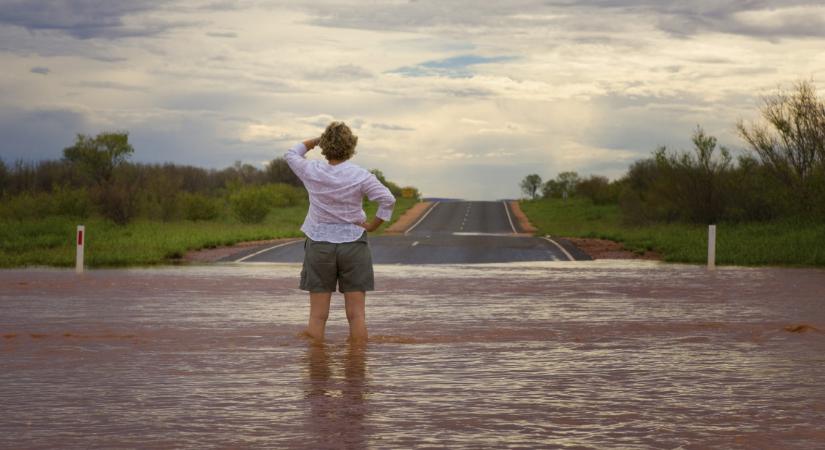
0;108;89;161
433;86;495;98
160;91;265;112
196;1;255;11
0;108;282;170
0;0;187;39
653;6;825;39
30;66;50;75
74;80;146;92
90;54;129;63
581;90;742;160
206;31;238;38
306;64;374;81
568;0;825;39
369;123;414;131
687;56;736;65
293;0;825;40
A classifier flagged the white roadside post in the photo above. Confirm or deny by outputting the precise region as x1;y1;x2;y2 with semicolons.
76;225;85;274
707;224;716;269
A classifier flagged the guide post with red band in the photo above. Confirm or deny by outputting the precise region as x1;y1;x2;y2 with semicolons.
76;225;85;273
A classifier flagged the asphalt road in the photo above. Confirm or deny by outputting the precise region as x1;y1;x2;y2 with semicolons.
232;201;588;264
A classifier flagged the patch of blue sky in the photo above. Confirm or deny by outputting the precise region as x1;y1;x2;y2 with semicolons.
390;54;516;78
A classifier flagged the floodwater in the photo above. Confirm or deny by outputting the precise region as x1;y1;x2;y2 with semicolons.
1;261;824;449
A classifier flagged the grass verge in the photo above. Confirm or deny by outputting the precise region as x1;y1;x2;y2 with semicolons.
0;198;418;268
520;198;825;267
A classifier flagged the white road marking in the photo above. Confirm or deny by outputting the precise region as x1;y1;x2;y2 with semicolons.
453;232;521;237
234;239;302;263
542;236;575;261
405;202;440;235
502;201;517;234
411;241;419;247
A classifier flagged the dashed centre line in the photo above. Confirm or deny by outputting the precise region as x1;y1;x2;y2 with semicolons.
460;203;471;231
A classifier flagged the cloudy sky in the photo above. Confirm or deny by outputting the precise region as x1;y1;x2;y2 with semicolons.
2;1;825;199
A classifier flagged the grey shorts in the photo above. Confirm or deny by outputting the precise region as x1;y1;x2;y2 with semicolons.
300;232;375;293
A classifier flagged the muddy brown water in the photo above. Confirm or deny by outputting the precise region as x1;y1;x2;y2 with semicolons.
1;262;824;449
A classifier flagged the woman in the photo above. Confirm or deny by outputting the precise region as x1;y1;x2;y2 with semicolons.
285;121;395;343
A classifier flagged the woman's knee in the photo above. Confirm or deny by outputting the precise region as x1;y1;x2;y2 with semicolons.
345;304;365;322
345;308;364;322
311;309;329;322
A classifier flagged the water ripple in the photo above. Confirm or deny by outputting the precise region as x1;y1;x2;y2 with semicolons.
1;262;824;448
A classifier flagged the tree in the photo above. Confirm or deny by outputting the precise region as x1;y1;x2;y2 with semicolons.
63;132;134;186
62;132;139;224
556;171;580;198
663;127;732;223
0;158;7;195
266;157;303;187
577;175;614;204
737;80;825;205
370;169;402;196
520;174;542;199
541;172;579;199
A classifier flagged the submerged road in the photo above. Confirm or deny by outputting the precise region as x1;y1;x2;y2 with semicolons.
233;201;587;264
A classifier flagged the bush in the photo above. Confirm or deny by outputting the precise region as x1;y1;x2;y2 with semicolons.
96;165;141;225
542;172;580;199
181;193;220;221
576;175;618;205
737;80;825;213
370;169;403;197
52;186;92;218
229;186;272;223
266;158;303;187
0;192;53;220
264;183;306;207
617;128;733;224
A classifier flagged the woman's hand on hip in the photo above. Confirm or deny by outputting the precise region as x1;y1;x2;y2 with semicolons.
359;217;384;232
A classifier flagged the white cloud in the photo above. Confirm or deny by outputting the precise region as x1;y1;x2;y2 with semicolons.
1;0;825;198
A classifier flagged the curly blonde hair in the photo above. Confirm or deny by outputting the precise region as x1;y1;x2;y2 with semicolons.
319;121;358;161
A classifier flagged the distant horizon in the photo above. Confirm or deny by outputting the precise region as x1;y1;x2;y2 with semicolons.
2;1;825;198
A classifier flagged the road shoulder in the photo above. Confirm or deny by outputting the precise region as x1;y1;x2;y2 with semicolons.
509;200;537;234
384;201;433;234
565;237;661;260
183;238;301;263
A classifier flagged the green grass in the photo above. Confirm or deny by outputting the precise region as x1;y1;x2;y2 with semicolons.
0;197;418;268
520;197;825;267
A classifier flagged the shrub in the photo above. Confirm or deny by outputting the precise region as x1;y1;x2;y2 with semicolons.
266;158;303;187
737;80;825;212
576;175;618;205
229;186;272;223
0;192;53;220
264;183;306;207
181;193;220;221
542;172;580;199
96;164;141;225
370;169;403;197
52;186;92;218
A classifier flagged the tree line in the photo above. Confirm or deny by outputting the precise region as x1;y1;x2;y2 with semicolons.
0;133;414;225
520;80;825;224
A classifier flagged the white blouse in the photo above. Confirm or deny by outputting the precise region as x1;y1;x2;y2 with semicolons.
285;142;396;243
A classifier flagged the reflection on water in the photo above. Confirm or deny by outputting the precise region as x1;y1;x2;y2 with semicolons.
304;342;367;449
1;261;824;448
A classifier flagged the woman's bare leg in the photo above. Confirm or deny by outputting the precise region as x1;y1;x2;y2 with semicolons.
344;291;367;343
306;292;332;342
